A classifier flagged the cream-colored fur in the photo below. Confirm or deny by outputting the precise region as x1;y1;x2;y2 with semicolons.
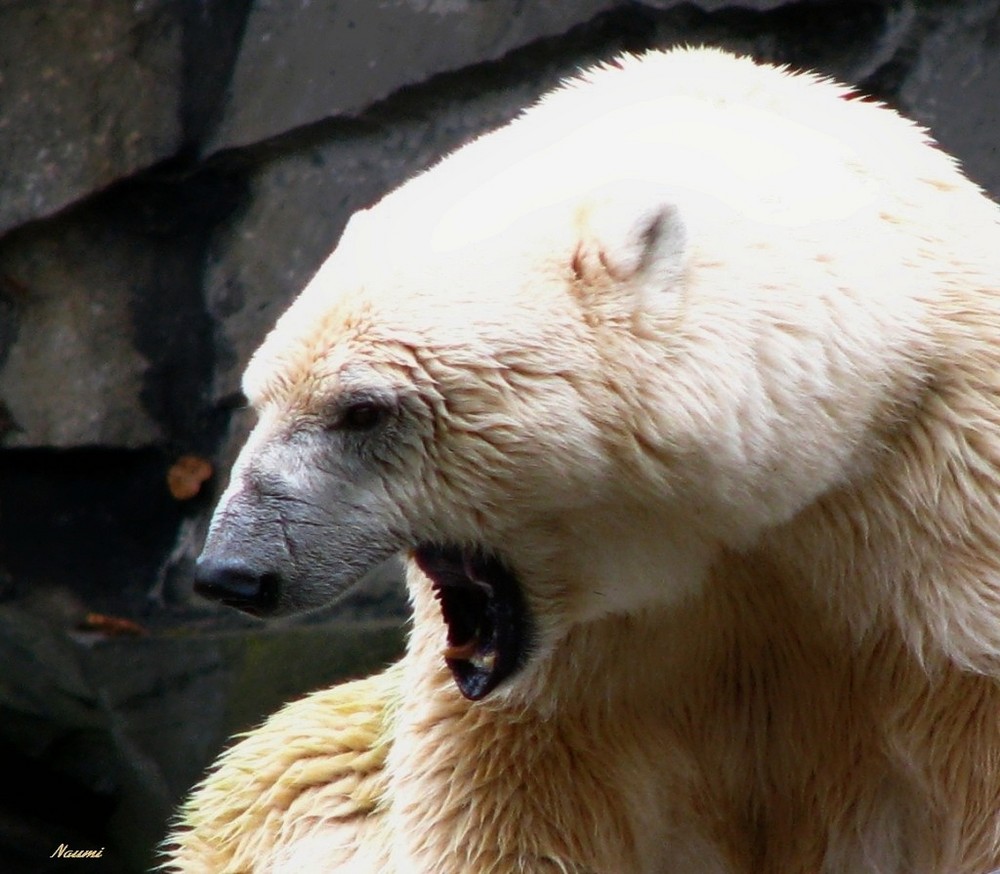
164;48;1000;872
166;667;398;873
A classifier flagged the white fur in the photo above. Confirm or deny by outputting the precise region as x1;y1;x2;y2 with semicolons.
167;48;1000;873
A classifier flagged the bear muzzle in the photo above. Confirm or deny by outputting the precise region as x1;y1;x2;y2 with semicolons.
192;453;408;617
194;556;282;616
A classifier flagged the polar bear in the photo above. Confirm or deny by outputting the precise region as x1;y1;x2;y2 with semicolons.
164;48;1000;873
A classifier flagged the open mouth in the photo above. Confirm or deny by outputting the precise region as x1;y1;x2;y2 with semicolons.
412;545;529;701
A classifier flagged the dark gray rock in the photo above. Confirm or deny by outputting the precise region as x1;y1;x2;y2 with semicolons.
205;0;620;153
0;0;184;236
639;0;796;8
0;167;245;450
0;606;131;873
0;219;161;449
897;0;1000;200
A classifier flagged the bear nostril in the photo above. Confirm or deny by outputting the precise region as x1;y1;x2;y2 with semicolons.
194;557;281;615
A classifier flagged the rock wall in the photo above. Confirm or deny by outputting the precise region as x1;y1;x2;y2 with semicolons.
1;0;998;870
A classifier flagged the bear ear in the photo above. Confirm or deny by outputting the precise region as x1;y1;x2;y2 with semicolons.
571;185;687;296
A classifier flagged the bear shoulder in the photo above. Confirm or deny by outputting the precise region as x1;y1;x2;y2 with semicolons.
164;665;400;872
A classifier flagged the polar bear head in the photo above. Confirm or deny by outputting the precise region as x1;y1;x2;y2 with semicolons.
195;48;964;699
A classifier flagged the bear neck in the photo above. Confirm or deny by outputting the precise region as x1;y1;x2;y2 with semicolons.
392;549;1000;871
763;344;1000;675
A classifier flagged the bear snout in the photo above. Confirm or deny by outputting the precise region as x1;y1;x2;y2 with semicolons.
194;555;282;616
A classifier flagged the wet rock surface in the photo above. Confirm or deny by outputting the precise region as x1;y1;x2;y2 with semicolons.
0;602;404;873
1;0;998;869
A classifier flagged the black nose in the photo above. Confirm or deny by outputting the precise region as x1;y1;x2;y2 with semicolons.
194;557;280;615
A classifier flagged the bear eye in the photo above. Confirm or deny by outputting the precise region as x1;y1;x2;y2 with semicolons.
333;397;392;432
